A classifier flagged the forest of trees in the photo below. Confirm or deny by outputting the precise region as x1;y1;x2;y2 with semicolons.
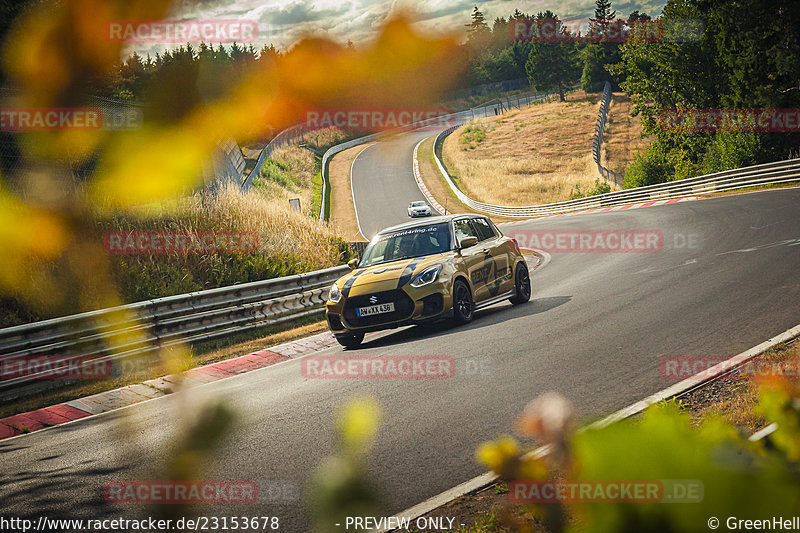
1;0;798;188
464;0;799;187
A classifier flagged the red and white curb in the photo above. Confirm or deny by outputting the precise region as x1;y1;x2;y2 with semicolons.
412;139;450;215
0;248;548;442
0;331;341;441
496;197;703;226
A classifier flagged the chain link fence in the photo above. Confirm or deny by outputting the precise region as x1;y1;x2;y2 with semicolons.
201;137;246;190
593;81;625;188
1;87;244;190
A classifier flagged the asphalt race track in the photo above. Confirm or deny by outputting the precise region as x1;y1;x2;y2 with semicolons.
1;129;798;532
350;130;443;239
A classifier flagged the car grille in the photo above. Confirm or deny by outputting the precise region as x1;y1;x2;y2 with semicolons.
343;289;415;328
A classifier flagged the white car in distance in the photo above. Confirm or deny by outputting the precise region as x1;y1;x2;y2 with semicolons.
407;201;432;217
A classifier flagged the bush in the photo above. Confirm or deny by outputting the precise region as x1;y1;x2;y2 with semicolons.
625;131;765;189
459;122;488;150
476;377;800;533
702;131;762;175
624;143;673;188
570;178;611;199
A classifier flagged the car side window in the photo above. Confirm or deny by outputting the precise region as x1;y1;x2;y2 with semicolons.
454;219;477;245
471;217;496;242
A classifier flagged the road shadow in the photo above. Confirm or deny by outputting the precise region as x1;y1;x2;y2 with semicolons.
357;295;571;350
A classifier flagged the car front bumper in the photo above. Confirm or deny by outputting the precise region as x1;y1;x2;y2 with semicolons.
326;280;452;336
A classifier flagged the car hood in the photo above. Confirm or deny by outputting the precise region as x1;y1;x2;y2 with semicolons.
337;254;449;294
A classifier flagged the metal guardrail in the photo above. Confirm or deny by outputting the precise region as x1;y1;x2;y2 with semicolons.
319;131;384;222
0;265;348;395
593;82;625;187
317;89;567;222
246;82;560;191
433;124;800;218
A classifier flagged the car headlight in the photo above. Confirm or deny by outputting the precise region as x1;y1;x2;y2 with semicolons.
328;282;342;303
410;265;442;287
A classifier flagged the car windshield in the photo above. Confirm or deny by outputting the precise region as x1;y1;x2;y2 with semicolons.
411;201;426;207
360;222;451;267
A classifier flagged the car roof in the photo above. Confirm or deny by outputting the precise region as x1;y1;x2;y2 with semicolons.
376;214;485;235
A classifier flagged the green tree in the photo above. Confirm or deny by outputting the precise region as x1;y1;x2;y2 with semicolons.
581;0;621;92
611;0;799;186
709;0;800;159
589;0;616;37
465;6;491;50
525;12;580;101
608;0;721;177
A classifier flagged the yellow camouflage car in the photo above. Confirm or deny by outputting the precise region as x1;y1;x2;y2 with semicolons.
326;214;531;347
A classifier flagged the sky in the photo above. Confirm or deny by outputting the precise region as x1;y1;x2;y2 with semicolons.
129;0;668;56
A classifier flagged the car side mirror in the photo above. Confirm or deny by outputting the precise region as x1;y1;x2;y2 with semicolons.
459;236;478;249
347;258;359;270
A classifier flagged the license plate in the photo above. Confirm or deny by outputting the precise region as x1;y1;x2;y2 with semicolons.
356;302;395;317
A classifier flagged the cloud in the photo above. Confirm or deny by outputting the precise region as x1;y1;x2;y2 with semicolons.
126;0;666;54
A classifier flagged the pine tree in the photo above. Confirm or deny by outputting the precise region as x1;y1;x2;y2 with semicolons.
465;6;490;44
589;0;616;36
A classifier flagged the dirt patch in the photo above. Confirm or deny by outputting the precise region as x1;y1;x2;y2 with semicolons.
329;143;374;242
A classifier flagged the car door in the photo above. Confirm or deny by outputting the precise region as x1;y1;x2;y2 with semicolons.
453;218;488;302
471;216;513;298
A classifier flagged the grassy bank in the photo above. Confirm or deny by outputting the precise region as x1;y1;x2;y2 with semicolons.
441;92;648;206
2;172;351;328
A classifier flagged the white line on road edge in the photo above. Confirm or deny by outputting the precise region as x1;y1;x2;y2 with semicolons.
380;322;800;531
350;143;375;241
412;136;449;215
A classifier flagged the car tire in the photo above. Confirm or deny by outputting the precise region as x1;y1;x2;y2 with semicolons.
509;262;531;305
452;279;474;324
335;333;364;348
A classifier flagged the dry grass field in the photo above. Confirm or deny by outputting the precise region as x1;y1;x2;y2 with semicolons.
442;91;648;206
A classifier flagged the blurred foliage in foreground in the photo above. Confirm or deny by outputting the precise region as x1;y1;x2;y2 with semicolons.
0;0;464;328
476;375;800;532
1;183;352;327
309;396;385;533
